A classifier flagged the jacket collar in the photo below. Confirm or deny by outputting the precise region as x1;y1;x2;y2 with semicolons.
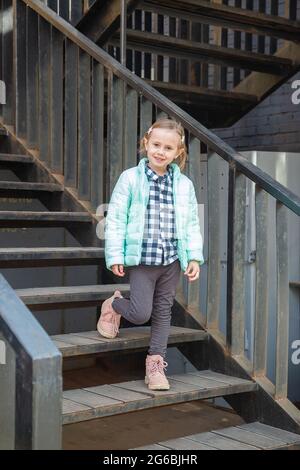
138;157;181;180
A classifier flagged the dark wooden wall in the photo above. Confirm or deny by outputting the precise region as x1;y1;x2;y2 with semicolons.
213;71;300;152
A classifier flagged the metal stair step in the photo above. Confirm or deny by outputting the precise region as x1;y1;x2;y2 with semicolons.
16;283;130;310
52;326;207;357
133;422;300;450
62;370;257;425
0;211;92;228
0;247;104;267
0;153;33;163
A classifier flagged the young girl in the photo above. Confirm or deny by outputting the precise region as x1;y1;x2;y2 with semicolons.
98;118;204;390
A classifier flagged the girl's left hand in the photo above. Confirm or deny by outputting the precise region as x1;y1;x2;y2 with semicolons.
184;261;200;282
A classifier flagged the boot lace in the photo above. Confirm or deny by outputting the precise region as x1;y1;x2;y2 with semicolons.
109;312;120;335
149;359;168;377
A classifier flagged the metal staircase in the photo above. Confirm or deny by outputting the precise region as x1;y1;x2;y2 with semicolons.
0;0;300;450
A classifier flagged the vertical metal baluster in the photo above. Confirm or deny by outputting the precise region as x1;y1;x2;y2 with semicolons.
91;60;104;211
226;163;235;348
78;50;91;201
207;150;222;330
38;15;51;163
187;136;202;311
231;170;247;355
120;0;127;66
275;202;289;399
13;0;26;138
50;27;63;173
107;71;125;199
2;0;13;126
253;188;269;375
64;39;78;187
26;7;38;147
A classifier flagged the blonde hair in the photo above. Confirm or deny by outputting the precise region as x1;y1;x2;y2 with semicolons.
139;118;187;171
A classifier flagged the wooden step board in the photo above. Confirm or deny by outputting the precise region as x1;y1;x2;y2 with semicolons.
62;370;257;425
143;80;258;127
0;153;33;163
134;422;300;450
16;283;130;310
141;0;300;42
290;281;300;288
112;30;294;75
144;80;258;107
0;211;92;227
0;247;104;267
0;181;63;195
52;326;207;357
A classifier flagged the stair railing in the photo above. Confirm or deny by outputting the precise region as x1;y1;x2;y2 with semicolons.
0;274;61;449
2;0;300;408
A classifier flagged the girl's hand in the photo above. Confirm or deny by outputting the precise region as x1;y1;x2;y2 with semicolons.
184;261;200;282
111;264;125;277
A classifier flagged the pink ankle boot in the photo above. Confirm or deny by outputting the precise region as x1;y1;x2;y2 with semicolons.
145;354;170;390
97;290;122;339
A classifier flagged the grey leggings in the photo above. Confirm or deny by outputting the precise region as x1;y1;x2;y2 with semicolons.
112;259;181;358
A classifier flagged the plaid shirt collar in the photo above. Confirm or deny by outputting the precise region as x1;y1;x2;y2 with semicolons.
145;160;173;182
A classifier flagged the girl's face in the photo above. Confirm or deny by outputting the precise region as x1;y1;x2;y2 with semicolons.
145;128;181;176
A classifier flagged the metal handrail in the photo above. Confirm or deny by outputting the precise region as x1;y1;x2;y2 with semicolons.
23;0;300;216
0;274;61;449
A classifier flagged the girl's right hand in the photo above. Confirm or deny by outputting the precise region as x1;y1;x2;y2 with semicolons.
111;264;125;277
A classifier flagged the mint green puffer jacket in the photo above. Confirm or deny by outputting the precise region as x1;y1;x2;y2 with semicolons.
105;157;204;272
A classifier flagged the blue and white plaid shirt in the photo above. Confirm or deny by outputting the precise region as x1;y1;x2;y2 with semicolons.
140;161;178;266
